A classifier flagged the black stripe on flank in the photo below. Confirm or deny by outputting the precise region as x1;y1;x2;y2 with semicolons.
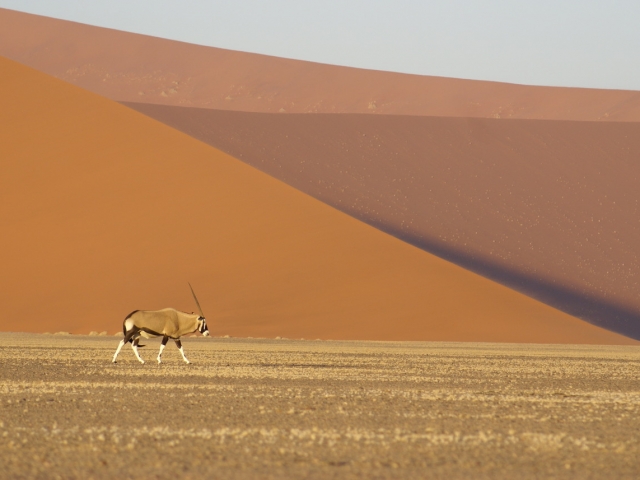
140;328;163;337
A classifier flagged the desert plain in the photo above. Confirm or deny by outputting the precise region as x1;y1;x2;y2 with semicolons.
1;333;639;479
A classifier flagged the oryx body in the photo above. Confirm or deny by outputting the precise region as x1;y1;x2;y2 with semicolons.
112;308;210;364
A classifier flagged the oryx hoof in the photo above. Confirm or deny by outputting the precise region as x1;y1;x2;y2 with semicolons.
184;360;191;365
157;358;162;364
138;359;145;365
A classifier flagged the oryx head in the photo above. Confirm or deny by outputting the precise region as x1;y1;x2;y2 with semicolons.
198;316;210;336
189;282;210;337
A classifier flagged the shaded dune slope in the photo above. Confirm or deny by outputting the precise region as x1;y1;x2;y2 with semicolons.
1;8;640;121
124;104;640;339
0;57;633;345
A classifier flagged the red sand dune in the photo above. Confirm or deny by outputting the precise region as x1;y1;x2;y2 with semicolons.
1;8;640;121
122;104;640;340
0;56;633;344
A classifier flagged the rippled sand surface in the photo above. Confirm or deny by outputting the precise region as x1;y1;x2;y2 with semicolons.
1;333;638;479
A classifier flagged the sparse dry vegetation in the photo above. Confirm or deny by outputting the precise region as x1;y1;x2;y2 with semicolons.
0;333;638;479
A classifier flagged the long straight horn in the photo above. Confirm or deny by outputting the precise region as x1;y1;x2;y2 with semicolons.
188;282;205;318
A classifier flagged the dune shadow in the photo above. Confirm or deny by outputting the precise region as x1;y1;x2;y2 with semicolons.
370;221;640;341
120;102;640;341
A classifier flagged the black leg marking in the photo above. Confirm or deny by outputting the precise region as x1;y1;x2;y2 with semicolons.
174;339;182;349
161;336;169;346
123;329;138;344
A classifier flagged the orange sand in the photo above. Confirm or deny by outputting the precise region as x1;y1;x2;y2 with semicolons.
0;8;639;121
0;56;634;344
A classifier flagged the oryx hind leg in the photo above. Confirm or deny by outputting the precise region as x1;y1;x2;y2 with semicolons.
131;334;145;364
113;327;138;363
174;339;190;364
112;339;126;363
157;336;169;364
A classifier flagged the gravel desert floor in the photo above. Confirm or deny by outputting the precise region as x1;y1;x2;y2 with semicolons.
0;333;638;479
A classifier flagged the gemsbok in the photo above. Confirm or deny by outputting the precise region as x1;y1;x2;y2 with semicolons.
112;284;210;364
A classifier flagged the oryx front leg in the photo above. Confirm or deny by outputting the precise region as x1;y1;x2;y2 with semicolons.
175;339;190;364
131;337;145;364
157;336;169;364
112;339;125;363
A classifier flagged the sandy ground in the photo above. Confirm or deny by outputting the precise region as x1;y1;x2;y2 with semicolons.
1;333;638;479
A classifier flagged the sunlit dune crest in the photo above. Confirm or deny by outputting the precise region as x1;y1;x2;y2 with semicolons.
0;8;639;121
